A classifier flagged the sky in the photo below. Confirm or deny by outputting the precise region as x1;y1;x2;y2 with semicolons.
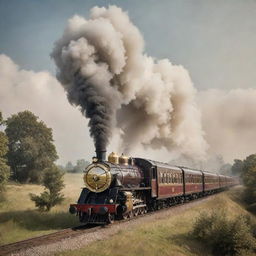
0;0;256;166
1;0;256;90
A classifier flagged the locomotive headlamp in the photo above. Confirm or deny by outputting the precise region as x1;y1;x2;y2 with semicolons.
109;199;114;203
84;163;111;193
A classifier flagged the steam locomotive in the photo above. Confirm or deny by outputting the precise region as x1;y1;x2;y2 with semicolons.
69;150;239;224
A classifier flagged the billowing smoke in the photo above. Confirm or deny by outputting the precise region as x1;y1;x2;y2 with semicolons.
52;5;208;159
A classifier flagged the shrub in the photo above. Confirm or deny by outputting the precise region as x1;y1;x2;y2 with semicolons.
30;165;65;211
192;210;256;256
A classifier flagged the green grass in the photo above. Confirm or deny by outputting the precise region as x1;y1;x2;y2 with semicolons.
0;173;83;245
56;187;256;256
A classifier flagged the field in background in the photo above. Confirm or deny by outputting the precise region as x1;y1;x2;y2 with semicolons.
0;173;83;245
56;187;256;256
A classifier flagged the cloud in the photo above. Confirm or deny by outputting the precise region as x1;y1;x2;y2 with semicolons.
198;89;256;162
0;54;94;164
1;53;256;165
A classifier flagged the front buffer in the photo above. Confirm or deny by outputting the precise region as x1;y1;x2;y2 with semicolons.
69;203;118;224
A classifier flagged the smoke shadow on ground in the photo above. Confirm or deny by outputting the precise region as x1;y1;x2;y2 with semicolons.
0;210;79;231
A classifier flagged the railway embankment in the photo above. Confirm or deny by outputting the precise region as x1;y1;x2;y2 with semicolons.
53;187;255;256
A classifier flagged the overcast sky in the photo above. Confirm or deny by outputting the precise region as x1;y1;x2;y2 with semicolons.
1;0;256;165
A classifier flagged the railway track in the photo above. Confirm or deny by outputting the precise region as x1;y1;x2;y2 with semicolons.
0;224;100;256
0;193;216;256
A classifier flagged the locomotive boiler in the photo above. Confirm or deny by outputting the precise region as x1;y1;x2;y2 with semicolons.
69;149;239;225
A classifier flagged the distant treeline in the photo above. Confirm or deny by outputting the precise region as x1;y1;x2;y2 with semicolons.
58;159;90;173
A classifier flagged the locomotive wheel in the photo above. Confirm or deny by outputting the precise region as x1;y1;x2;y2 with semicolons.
123;214;128;220
128;211;133;218
107;214;115;224
133;209;139;216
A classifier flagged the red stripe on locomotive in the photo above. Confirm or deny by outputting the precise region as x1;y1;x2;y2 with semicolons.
71;204;117;214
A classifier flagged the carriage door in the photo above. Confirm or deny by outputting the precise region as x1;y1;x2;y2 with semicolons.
151;167;157;197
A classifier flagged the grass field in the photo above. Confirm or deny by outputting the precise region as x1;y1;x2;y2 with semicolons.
55;187;256;256
0;173;83;245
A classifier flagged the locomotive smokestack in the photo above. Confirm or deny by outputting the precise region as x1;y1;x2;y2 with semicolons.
96;148;106;162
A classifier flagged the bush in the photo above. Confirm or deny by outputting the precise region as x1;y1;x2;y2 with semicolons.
192;210;256;256
30;165;65;211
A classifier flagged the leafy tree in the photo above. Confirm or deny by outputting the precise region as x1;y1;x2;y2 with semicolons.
57;164;65;172
65;161;74;172
30;165;65;211
231;155;256;205
231;159;244;176
0;111;10;199
219;163;232;176
242;155;256;204
5;111;58;183
73;159;89;173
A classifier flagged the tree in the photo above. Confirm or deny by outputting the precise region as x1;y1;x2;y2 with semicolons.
30;165;65;211
65;161;74;172
242;155;256;204
231;159;244;176
231;155;256;205
5;111;58;183
219;163;232;176
73;159;89;173
0;111;10;199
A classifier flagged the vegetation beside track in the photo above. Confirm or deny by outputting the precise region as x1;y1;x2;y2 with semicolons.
56;187;256;256
0;173;82;245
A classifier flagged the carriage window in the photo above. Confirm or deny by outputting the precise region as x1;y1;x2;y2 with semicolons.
152;168;156;179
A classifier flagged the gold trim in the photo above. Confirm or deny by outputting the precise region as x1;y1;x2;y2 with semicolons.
83;163;111;193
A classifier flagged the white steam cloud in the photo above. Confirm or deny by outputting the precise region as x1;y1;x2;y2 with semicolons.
198;89;256;162
51;5;208;160
0;54;94;164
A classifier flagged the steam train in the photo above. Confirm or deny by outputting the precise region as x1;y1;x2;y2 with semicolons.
69;150;239;224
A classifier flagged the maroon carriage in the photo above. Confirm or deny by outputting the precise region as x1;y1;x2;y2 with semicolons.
219;174;227;189
181;168;203;197
157;164;183;199
203;171;219;193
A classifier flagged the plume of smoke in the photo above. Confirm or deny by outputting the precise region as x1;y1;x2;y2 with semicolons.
52;6;208;160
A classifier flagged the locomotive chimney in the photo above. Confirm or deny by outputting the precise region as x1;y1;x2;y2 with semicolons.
95;148;106;162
